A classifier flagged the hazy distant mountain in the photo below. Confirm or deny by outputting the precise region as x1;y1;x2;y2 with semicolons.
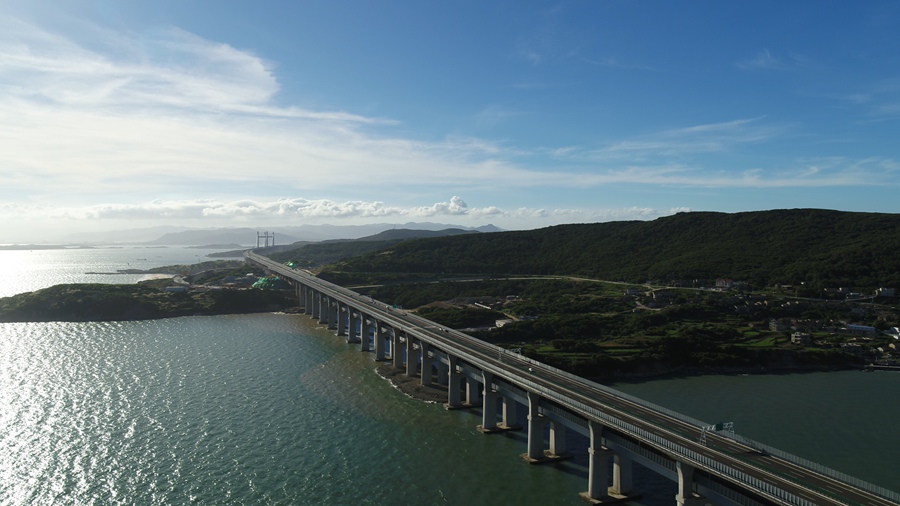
353;228;478;241
147;228;301;246
63;222;503;246
61;226;193;244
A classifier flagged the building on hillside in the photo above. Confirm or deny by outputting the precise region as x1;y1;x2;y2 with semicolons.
791;332;811;345
769;319;792;332
876;287;896;297
716;278;733;289
843;324;877;338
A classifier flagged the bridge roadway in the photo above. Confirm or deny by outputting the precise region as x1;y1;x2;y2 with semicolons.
247;252;897;506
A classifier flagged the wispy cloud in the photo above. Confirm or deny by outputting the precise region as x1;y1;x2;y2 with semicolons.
849;78;900;119
735;49;783;70
572;117;782;162
582;56;659;72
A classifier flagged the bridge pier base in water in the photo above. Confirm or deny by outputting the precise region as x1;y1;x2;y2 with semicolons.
580;421;640;504
521;392;569;464
477;372;503;433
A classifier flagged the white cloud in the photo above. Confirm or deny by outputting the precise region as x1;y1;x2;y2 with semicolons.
736;49;783;70
0;196;689;230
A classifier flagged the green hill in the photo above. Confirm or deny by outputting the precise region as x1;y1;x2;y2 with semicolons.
265;228;480;269
325;209;900;291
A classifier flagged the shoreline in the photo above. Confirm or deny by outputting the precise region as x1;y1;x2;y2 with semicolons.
374;363;448;404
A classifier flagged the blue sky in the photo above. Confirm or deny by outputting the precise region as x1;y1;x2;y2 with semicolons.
2;1;899;242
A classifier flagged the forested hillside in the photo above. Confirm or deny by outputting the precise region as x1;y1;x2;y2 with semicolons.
265;228;477;269
325;209;900;291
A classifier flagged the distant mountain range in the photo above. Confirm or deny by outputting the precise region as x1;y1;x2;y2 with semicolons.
63;223;503;246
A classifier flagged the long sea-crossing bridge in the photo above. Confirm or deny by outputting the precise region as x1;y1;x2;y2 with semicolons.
246;251;898;506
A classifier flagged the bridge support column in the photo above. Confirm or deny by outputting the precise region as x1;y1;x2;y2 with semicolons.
464;376;481;407
445;356;462;409
611;453;634;497
499;396;520;430
477;372;499;433
318;296;329;325
375;322;386;359
521;391;546;462
328;300;338;330
336;303;347;337
580;420;613;503
675;461;707;506
360;316;371;352
347;310;360;343
437;358;449;384
419;342;432;386
392;330;404;369
311;292;320;319
297;284;305;310
549;421;569;458
405;336;417;377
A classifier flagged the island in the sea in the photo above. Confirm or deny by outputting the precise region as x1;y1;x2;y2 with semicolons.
0;260;294;322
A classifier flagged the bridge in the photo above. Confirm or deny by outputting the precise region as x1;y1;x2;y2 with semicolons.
246;251;899;506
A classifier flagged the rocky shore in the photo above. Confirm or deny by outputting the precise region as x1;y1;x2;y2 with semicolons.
374;363;448;404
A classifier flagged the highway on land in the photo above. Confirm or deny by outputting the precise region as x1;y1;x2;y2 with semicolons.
248;252;896;506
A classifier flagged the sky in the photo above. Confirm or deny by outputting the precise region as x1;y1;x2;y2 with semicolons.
2;1;900;243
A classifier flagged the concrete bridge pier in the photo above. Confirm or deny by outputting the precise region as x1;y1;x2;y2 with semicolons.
359;317;371;351
580;420;614;503
610;453;634;498
548;421;570;459
328;299;338;331
301;287;311;315
375;322;387;359
419;342;433;386
675;461;710;506
347;310;360;343
464;376;482;407
336;303;347;337
391;331;404;369
296;284;305;311
445;356;463;409
436;358;449;385
311;292;321;320
317;296;329;325
498;395;520;430
405;336;417;377
477;372;500;433
521;391;547;463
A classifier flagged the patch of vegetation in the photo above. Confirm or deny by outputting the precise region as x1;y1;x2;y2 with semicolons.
0;283;294;322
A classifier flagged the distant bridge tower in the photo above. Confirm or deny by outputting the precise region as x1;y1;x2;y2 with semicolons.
257;231;275;248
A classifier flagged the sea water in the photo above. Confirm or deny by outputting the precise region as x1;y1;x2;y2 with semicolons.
1;248;897;504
